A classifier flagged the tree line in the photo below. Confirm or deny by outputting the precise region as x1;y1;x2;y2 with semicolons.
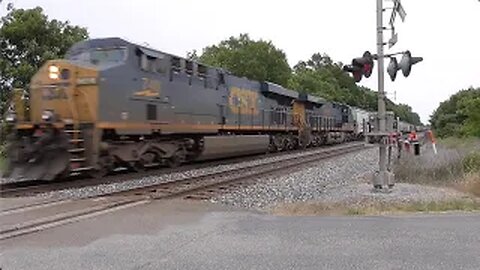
0;6;422;127
430;87;480;138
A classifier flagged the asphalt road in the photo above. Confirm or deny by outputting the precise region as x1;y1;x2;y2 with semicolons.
1;202;479;270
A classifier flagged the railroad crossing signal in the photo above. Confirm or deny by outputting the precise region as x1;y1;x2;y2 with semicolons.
387;51;423;81
344;50;423;82
342;51;374;82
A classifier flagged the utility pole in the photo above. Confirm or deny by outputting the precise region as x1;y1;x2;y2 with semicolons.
374;0;388;189
343;1;423;191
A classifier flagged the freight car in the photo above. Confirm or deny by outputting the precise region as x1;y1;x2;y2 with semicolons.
3;37;363;181
349;107;372;139
396;120;416;133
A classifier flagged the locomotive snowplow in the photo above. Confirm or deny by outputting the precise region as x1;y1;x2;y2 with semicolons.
4;121;70;181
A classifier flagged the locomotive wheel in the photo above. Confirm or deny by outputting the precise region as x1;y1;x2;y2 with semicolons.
267;143;277;153
166;155;180;168
272;135;287;152
91;166;110;178
135;152;158;171
166;150;184;168
286;136;295;151
91;157;113;178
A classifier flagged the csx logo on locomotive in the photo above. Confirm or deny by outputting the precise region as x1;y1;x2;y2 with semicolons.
134;78;161;97
228;87;259;115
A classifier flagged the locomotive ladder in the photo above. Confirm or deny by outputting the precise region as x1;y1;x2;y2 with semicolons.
62;81;93;174
64;123;93;174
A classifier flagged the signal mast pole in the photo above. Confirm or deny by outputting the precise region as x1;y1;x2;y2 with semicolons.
342;0;421;189
375;0;388;189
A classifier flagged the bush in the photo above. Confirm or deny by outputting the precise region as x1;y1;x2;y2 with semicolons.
0;142;5;157
463;173;480;197
394;145;465;185
394;138;480;198
463;152;480;173
0;144;6;173
440;137;480;150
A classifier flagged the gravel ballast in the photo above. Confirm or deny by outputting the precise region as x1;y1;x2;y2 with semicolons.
210;148;470;211
33;144;361;200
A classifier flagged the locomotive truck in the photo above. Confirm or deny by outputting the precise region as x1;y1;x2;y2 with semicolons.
3;37;372;181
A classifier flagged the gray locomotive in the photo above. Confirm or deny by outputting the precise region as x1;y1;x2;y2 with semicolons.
4;37;363;181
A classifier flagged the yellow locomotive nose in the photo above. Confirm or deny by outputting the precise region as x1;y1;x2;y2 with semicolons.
29;60;99;124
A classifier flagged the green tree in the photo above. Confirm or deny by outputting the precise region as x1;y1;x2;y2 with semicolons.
290;52;422;125
430;87;480;137
390;103;422;126
289;53;351;103
460;97;480;137
0;6;88;118
290;52;375;109
199;33;291;86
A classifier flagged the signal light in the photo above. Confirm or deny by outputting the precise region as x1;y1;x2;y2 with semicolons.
399;50;423;77
387;57;399;81
357;51;374;78
386;51;423;81
343;51;374;82
342;65;363;83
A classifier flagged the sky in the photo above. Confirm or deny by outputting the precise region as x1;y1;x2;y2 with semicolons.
2;0;479;124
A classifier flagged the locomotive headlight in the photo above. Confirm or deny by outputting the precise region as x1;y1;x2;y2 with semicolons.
48;65;60;79
48;65;59;73
41;110;54;122
6;113;17;123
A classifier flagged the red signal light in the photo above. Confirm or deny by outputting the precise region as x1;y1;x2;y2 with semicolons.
363;63;373;77
353;70;363;82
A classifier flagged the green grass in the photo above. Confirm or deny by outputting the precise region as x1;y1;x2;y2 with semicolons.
272;199;480;217
272;198;480;216
0;157;6;174
345;199;480;215
0;143;6;174
438;137;480;150
463;152;480;173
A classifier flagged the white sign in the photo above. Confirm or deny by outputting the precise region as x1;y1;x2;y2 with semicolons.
394;0;407;22
389;32;398;48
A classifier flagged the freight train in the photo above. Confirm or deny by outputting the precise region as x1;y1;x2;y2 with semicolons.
1;37;412;181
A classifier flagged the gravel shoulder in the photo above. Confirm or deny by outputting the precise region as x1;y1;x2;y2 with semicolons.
210;148;474;212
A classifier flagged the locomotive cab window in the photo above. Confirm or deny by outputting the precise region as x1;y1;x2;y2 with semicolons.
69;47;127;65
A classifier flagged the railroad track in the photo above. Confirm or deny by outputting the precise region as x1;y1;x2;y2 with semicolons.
0;142;342;198
0;142;367;241
112;142;367;200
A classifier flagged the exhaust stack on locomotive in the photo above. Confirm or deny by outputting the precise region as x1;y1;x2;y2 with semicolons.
3;37;374;181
